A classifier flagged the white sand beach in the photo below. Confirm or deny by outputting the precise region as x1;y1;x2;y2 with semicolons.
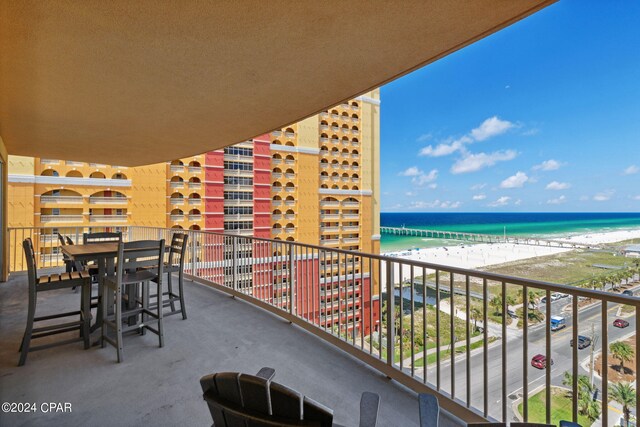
380;228;640;288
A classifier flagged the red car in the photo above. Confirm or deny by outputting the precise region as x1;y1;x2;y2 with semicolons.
613;319;630;328
531;354;553;369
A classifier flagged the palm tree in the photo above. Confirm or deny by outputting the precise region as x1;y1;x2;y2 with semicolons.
611;382;636;427
562;371;593;398
610;341;635;374
584;398;601;422
470;307;481;331
489;295;502;316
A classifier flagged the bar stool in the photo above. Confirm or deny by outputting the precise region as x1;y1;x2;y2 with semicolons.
18;238;92;366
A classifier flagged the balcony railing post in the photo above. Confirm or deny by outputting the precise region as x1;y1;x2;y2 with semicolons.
288;242;295;316
232;237;238;291
386;260;394;365
191;232;197;275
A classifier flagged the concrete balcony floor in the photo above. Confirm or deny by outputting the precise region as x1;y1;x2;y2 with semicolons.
0;271;457;426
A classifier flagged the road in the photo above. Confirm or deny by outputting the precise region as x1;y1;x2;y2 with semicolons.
411;298;636;422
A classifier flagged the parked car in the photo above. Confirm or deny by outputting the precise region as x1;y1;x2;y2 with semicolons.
613;319;630;328
623;290;635;297
551;293;563;301
531;354;553;369
570;335;592;349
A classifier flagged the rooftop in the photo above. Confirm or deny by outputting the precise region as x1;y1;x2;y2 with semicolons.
0;270;460;426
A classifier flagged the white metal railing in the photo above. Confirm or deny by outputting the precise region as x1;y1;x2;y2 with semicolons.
8;225;640;425
271;130;282;137
284;132;295;138
342;214;359;219
320;138;329;143
321;226;340;233
284;200;295;206
40;215;84;222
170;214;184;221
284;159;295;165
284;187;295;192
352;129;359;135
272;172;283;179
342;225;360;232
320;214;340;220
170;165;184;172
272;214;282;221
170;198;184;204
65;161;84;166
342;201;359;207
89;215;127;222
188;167;202;174
40;196;83;204
40;159;60;164
188;182;202;189
284;173;295;179
188;198;202;205
170;181;185;188
342;237;359;244
272;158;282;164
272;187;282;192
188;214;202;221
89;197;128;204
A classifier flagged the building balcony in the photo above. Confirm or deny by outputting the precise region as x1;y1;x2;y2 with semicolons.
342;201;359;207
351;154;359;159
320;239;340;246
319;112;328;119
89;214;127;222
39;215;84;223
284;159;295;165
89;197;128;205
352;177;359;183
188;199;202;205
224;199;254;207
319;201;339;207
341;153;349;158
320;214;340;220
330;138;340;144
188;182;202;189
319;150;329;157
271;228;282;235
341;165;349;170
351;118;359;124
284;132;295;139
170;165;185;172
188;214;202;221
352;165;359;171
284;200;295;206
40;196;84;204
283;214;295;220
65;161;85;166
351;141;359;147
319;137;328;143
342;214;359;219
271;214;282;221
271;158;282;165
321;226;340;233
40;159;60;165
188;166;202;174
320;163;329;169
319;125;328;131
284;186;295;192
170;214;184;222
352;129;359;135
272;172;282;179
331;176;340;182
331;126;340;132
271;130;282;137
342;237;360;244
284;173;295;179
284;228;295;234
271;200;282;206
170;198;185;205
170;181;185;188
89;163;107;167
223;154;252;162
223;214;253;221
272;186;282;192
342;225;360;232
223;184;253;191
320;175;329;181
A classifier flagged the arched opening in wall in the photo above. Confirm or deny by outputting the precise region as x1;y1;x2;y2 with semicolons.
320;133;328;140
343;197;359;205
352;162;359;170
342;161;349;167
331;185;339;189
331;134;339;142
341;113;349;120
285;209;294;216
352;126;359;133
89;190;127;202
172;225;184;229
272;153;282;160
66;170;83;178
320;171;328;177
188;193;201;200
331;147;339;155
352;173;359;180
331;160;339;167
342;148;349;155
342;137;350;143
331;109;339;116
320;145;328;153
320;159;328;165
320;184;328;189
351;114;359;120
90;171;106;179
285;182;295;189
272;223;282;229
285;141;294;146
285;169;294;176
170;176;184;183
171;192;184;199
171;209;184;215
112;172;127;179
320;121;328;127
272;195;282;202
342;173;349;179
41;169;59;177
189;177;201;184
272;181;282;188
285;223;294;230
285;196;294;203
285;155;294;162
342;185;349;190
351;102;359;108
170;160;184;166
188;160;201;167
352;138;359;144
331;172;339;179
189;225;201;231
286;237;294;242
273;167;282;174
273;209;282;215
272;140;282;145
285;127;294;134
189;209;201;215
352;186;359;190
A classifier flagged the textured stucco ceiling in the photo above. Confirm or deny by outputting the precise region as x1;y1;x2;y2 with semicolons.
0;1;556;166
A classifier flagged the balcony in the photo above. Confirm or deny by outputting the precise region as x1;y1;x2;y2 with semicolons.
272;228;282;235
89;197;128;204
320;175;329;181
40;196;83;204
352;117;359;124
320;239;340;246
284;200;295;206
170;198;184;205
271;214;282;221
223;214;253;221
284;131;295;139
352;129;359;135
89;214;127;222
342;237;360;244
170;181;185;188
188;198;202;205
321;226;340;233
65;161;85;166
342;213;359;219
272;186;282;193
320;200;339;207
331;114;339;120
320;163;329;169
170;214;184;221
284;186;295;192
331;137;340;144
89;163;107;167
352;141;359;147
188;182;202;189
342;225;360;232
285;228;295;234
188;214;202;221
0;271;421;427
331;126;340;132
284;213;295;220
271;130;282;137
188;166;202;174
272;172;282;179
39;215;84;222
320;213;340;220
320;124;328;131
352;153;359;159
284;159;295;165
271;158;282;165
342;201;359;207
8;224;630;426
170;165;184;172
40;159;60;165
284;173;295;179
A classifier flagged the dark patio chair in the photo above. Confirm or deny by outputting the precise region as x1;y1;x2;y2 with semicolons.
101;239;165;363
18;238;92;366
200;367;380;427
150;232;188;319
419;393;440;427
82;231;123;280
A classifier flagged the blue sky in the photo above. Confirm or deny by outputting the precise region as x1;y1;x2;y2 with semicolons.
380;0;640;212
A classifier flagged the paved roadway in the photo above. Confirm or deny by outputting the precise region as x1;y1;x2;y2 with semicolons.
413;298;636;421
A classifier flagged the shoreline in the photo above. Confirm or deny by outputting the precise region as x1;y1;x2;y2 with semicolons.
379;228;640;287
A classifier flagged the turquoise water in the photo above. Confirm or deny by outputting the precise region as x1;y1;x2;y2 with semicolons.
380;212;640;252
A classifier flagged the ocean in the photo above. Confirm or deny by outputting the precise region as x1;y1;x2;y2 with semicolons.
380;212;640;252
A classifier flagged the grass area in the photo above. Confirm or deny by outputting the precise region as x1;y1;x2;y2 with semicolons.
414;337;496;367
516;307;545;328
517;387;592;427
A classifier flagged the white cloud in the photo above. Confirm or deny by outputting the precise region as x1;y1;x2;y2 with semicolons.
500;172;529;189
405;191;415;197
488;196;511;207
533;159;562;171
472;194;487;200
546;181;571;190
522;128;540;136
428;183;438;189
623;165;639;175
451;150;518;174
398;166;422;177
547;195;567;205
593;190;614;202
413;169;438;186
470;183;487;190
417;133;432;142
419;137;470;157
410;200;462;209
632;195;640;201
470;116;515;141
514;199;522;206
